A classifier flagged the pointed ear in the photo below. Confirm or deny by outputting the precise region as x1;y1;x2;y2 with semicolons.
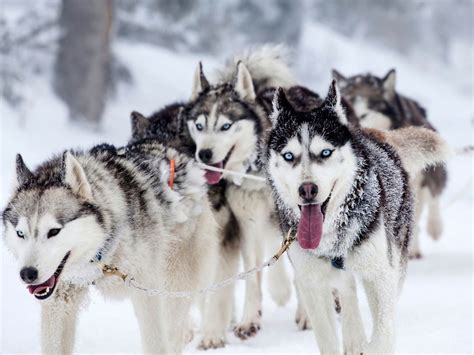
234;61;256;102
382;69;396;98
270;87;294;127
130;111;149;138
324;80;348;125
16;154;34;186
63;151;93;201
191;62;210;100
332;69;348;88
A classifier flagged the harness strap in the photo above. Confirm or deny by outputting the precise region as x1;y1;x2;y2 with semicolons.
168;159;176;189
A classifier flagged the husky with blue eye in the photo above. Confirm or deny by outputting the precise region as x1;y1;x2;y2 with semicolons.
2;142;219;354
263;81;450;354
333;69;448;258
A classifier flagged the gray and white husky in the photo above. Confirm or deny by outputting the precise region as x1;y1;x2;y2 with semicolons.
2;142;219;354
264;81;450;353
130;108;240;350
182;46;296;339
333;69;448;258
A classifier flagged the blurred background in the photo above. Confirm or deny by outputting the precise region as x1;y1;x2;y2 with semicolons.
1;0;472;353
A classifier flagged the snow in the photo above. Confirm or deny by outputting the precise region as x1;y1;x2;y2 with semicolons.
1;22;473;354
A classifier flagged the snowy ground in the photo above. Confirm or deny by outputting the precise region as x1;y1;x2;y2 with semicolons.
1;23;472;354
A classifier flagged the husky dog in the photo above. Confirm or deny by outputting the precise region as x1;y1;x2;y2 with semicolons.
264;81;450;353
333;69;447;258
182;46;298;339
2;141;220;354
130;109;240;349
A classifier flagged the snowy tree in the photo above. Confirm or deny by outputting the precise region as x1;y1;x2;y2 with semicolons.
54;0;113;127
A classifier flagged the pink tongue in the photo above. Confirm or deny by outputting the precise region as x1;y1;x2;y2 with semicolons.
27;275;56;295
297;204;324;249
204;162;223;185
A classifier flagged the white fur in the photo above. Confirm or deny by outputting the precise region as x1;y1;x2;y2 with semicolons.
216;45;296;88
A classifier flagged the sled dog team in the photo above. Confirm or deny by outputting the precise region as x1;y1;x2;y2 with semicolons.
2;46;451;354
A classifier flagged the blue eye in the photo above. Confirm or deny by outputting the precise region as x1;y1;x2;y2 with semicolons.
321;149;333;158
16;230;25;239
221;123;232;131
196;123;203;131
283;152;294;162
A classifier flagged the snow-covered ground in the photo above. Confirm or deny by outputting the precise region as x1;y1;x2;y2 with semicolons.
1;23;472;354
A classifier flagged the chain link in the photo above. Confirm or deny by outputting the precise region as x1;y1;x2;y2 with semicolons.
99;230;295;298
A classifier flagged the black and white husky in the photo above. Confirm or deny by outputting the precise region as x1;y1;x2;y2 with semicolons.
333;69;448;258
264;81;450;353
2;142;219;354
182;46;297;340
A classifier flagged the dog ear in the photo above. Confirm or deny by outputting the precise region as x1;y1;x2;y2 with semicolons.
332;69;348;89
16;154;34;186
63;151;93;201
191;62;210;100
382;69;396;99
324;80;348;125
271;87;294;127
130;111;149;139
234;61;256;102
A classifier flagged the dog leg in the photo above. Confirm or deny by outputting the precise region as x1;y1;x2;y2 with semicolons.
132;293;171;354
266;224;291;307
362;275;397;354
233;221;263;340
298;281;339;354
41;284;87;355
339;273;367;355
199;244;240;350
409;185;425;259
427;193;443;241
294;280;312;330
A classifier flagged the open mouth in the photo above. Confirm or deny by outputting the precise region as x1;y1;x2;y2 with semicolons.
27;251;70;300
296;196;331;250
203;146;234;185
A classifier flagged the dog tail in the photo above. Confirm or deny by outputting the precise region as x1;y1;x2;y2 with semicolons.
217;45;296;91
365;127;452;176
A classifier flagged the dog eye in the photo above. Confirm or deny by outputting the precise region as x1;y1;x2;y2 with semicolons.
196;123;203;131
282;152;294;162
221;123;232;131
47;228;61;238
320;149;333;158
16;230;25;239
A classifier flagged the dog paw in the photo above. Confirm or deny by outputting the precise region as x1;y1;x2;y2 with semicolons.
427;223;442;241
183;327;194;344
233;321;261;340
408;251;423;260
198;336;226;350
344;336;366;355
269;281;291;306
295;307;312;330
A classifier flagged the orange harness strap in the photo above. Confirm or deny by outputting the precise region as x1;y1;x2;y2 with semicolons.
168;159;176;189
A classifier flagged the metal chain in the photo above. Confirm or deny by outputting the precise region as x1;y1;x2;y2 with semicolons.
99;230;295;298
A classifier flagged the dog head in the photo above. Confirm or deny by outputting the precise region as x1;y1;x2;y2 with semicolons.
2;153;106;300
182;61;263;185
332;69;398;130
266;81;356;250
130;104;184;144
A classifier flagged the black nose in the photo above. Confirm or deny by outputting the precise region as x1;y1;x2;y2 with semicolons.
298;182;318;202
198;149;213;163
20;267;38;283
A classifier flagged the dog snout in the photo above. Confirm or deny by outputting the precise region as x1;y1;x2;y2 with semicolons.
198;149;213;163
298;182;318;202
20;267;38;283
